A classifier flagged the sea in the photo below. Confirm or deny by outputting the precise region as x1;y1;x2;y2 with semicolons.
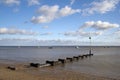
0;46;120;79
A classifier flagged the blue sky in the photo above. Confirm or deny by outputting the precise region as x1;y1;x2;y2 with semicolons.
0;0;120;46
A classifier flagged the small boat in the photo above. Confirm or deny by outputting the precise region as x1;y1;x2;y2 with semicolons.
75;46;79;49
48;46;53;49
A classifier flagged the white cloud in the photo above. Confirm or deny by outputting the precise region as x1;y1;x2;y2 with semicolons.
31;16;51;23
63;21;119;37
34;39;82;45
63;31;102;37
59;6;80;17
28;0;40;6
31;5;80;23
0;38;35;41
0;38;119;46
82;0;120;14
114;30;120;35
0;38;83;46
40;32;52;35
0;0;20;5
80;21;119;30
0;28;38;35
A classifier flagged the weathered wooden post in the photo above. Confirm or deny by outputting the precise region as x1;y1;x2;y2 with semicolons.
46;60;55;66
66;57;73;62
58;59;66;64
89;36;92;55
73;56;79;60
30;63;40;68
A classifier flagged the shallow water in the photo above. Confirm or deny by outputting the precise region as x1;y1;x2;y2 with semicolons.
0;46;90;63
64;55;120;79
0;46;120;79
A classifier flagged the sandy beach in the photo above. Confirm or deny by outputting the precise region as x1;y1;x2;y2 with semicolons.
0;62;118;80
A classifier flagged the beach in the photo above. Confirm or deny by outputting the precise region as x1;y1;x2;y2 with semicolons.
0;62;117;80
0;46;120;80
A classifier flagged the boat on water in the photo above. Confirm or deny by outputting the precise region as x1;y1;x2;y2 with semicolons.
75;46;79;49
48;46;53;49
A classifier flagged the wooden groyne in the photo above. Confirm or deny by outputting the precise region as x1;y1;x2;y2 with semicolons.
7;53;94;70
29;53;93;68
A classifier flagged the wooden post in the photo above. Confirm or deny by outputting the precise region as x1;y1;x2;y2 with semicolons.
46;60;55;66
58;59;65;64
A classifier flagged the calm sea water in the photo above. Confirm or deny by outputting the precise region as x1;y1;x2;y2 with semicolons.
0;46;120;79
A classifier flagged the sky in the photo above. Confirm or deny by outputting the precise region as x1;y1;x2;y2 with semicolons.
0;0;120;46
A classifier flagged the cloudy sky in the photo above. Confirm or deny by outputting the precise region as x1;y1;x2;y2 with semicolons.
0;0;120;46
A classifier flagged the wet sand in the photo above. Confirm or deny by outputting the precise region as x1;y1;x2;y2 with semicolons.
0;62;119;80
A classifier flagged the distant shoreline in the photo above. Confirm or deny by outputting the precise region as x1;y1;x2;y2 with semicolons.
0;46;120;47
